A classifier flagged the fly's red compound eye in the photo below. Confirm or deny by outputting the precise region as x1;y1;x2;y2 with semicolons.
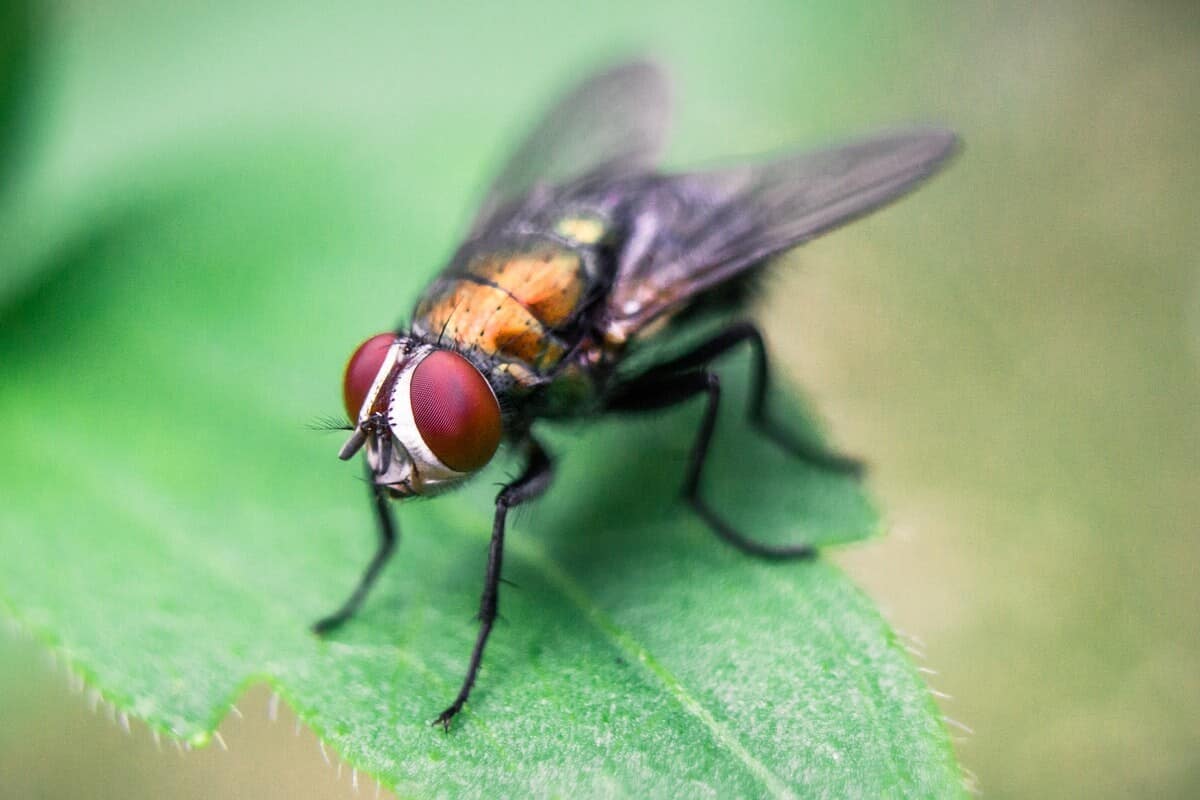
343;333;397;420
410;350;502;472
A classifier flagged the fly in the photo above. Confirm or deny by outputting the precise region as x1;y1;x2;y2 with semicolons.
314;60;958;730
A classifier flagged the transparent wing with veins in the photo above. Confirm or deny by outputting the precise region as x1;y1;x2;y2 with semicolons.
465;59;672;241
602;128;960;341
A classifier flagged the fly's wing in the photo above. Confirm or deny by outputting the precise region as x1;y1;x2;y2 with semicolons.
603;128;959;341
466;59;672;239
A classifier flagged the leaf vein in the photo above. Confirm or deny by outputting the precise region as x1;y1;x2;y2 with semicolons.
508;535;800;800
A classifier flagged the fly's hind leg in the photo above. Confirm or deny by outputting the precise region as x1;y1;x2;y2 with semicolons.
312;465;398;635
641;321;864;477
606;367;814;560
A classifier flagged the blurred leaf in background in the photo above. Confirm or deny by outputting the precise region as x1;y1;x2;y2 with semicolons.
0;0;35;183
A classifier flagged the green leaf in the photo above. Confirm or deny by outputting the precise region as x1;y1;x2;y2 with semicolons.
0;144;961;797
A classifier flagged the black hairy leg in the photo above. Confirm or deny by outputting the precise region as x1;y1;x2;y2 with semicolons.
642;320;864;476
434;438;555;731
606;321;862;558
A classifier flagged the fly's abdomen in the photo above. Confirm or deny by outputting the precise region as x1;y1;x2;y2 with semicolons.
412;243;590;382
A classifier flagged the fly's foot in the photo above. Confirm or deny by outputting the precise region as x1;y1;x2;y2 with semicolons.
310;614;346;636
433;701;465;732
791;447;866;479
688;494;817;561
757;422;867;478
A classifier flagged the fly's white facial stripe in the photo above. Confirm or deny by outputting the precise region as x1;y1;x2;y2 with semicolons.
369;437;412;486
389;348;467;487
356;340;405;424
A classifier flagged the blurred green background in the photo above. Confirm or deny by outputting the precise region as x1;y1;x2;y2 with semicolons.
1;1;1197;798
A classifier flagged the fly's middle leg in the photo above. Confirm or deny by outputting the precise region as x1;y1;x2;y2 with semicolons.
606;366;815;560
641;320;864;477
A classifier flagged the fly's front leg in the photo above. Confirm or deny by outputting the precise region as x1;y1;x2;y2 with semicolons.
607;367;816;560
312;465;398;634
434;438;554;731
646;321;863;476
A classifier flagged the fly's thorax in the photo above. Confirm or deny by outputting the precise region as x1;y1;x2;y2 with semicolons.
410;238;604;384
339;336;502;496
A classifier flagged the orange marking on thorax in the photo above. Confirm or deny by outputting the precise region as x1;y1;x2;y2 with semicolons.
467;247;585;330
415;281;565;371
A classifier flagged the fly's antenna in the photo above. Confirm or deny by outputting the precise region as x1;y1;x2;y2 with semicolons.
337;427;368;460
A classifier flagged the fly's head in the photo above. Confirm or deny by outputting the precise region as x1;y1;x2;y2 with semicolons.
338;333;502;497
